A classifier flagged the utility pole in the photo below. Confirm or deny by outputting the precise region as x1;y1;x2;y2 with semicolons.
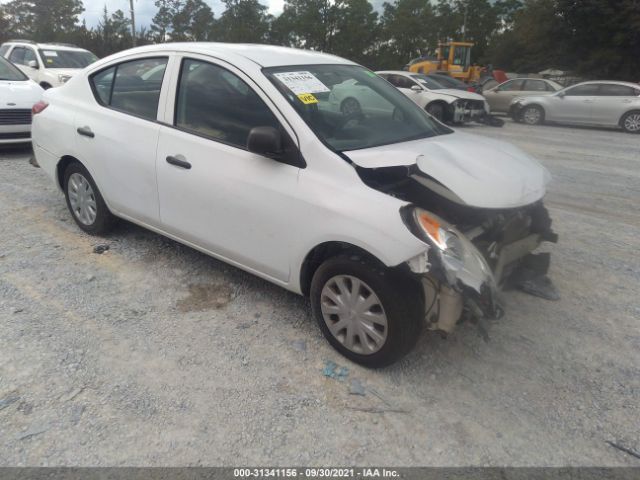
129;0;137;46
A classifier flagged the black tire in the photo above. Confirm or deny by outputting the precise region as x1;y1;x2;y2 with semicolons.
521;105;544;125
310;254;423;368
426;102;445;122
63;161;117;235
620;110;640;134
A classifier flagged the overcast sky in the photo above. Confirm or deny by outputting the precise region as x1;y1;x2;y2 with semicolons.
1;0;387;29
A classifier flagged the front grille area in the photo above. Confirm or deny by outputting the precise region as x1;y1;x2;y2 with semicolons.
0;131;30;140
458;99;485;111
0;109;32;125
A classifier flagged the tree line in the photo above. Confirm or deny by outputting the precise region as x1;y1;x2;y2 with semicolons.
1;0;638;80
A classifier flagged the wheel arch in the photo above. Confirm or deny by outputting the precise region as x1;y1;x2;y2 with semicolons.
298;241;389;297
56;155;79;190
619;109;640;128
425;100;450;121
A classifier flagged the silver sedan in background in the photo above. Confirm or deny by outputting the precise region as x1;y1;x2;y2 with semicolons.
510;80;640;133
483;78;562;113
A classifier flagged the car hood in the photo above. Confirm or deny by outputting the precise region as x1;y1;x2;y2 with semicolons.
344;131;550;209
432;88;485;101
0;80;43;107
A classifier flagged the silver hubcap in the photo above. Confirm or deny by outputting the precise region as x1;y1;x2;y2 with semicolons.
523;107;541;124
624;113;640;132
68;173;97;225
320;275;388;355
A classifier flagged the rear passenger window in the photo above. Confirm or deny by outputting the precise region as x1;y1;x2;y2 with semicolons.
89;57;167;121
598;84;636;96
523;80;547;91
174;59;280;148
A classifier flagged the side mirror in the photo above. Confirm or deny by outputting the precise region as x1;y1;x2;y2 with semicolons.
247;127;282;157
247;126;306;168
410;85;423;92
247;126;282;157
557;90;565;98
28;60;39;69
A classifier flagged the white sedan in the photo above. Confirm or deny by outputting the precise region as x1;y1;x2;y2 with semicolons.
376;70;489;123
32;43;557;366
0;56;43;144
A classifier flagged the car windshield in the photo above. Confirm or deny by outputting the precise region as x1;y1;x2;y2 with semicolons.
0;56;28;81
410;74;446;90
38;49;98;68
428;75;466;89
264;64;451;151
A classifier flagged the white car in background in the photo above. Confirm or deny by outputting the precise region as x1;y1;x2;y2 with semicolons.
0;56;43;144
376;70;489;123
0;40;98;89
32;43;557;366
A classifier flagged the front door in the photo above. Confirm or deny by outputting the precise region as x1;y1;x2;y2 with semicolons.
156;57;301;282
548;84;599;123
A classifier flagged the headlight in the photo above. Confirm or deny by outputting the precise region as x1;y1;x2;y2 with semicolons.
408;208;464;271
58;74;72;83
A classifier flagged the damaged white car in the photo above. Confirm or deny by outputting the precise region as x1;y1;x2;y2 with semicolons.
32;43;557;367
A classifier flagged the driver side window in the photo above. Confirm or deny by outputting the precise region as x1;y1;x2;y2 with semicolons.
175;58;281;149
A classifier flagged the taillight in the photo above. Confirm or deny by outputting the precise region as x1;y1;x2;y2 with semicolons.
32;101;49;115
467;86;476;92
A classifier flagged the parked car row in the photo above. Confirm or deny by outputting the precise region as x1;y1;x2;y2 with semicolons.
0;40;97;89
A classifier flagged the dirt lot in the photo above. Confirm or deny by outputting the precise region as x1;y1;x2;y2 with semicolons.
0;120;639;466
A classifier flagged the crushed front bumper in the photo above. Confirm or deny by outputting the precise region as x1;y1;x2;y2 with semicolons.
406;203;557;333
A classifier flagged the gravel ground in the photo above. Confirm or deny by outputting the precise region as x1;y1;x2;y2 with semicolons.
0;120;639;466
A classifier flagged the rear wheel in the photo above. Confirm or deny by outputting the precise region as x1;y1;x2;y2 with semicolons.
621;111;640;133
521;105;544;125
63;162;116;235
310;255;423;368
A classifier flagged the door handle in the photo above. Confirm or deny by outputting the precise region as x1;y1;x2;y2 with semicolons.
77;126;94;138
166;155;191;170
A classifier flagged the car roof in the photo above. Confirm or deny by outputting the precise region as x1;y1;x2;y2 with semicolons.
3;41;89;52
573;80;640;88
103;43;355;68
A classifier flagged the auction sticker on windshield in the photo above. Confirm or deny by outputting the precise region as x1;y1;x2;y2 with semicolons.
297;93;318;104
273;71;330;95
43;51;58;56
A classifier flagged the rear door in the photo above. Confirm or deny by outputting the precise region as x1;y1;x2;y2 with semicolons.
74;55;173;225
485;79;524;112
155;56;301;281
591;84;640;126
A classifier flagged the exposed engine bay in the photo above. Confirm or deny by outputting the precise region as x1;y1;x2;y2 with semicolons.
355;163;559;334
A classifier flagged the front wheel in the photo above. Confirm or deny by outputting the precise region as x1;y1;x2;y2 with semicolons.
310;255;423;368
621;111;640;133
426;103;445;122
63;162;117;235
521;105;544;125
